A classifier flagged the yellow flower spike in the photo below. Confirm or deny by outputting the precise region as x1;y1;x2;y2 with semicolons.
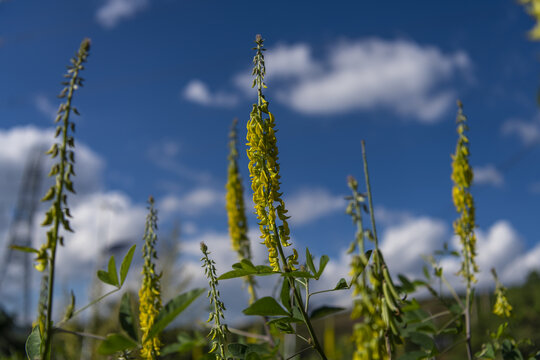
225;118;257;304
138;197;162;360
246;36;293;271
452;101;478;285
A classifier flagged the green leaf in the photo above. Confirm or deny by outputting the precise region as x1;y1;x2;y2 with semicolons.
476;343;496;359
398;274;415;293
280;278;291;312
267;316;303;326
246;352;262;360
409;332;435;351
243;296;290;317
25;326;41;360
240;259;257;271
228;343;249;357
119;293;137;341
275;321;294;334
147;288;205;339
97;333;137;355
334;278;349;290
422;265;431;280
310;306;345;320
316;255;329;278
305;248;316;275
119;245;136;286
11;245;39;254
97;270;116;287
107;256;119;287
218;266;275;280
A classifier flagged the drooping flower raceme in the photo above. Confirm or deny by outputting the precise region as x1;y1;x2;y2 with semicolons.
139;197;162;360
492;268;512;318
451;101;478;285
246;35;294;271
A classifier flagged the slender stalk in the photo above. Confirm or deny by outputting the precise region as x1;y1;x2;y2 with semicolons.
226;327;271;342
41;39;90;360
361;141;392;360
55;288;120;328
274;228;327;360
361;141;379;268
286;346;313;360
53;328;107;341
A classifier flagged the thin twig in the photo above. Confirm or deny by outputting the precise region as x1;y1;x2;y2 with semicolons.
53;327;106;341
286;346;313;360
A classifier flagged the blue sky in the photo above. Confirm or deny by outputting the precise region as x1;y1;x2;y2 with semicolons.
2;0;540;323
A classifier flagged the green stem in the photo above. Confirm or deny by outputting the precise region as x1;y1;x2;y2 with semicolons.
53;328;107;341
55;288;120;328
350;181;367;286
274;229;327;360
42;56;82;360
361;141;392;360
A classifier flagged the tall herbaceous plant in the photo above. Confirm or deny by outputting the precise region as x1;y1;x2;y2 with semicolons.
32;39;90;360
246;35;297;273
138;197;163;359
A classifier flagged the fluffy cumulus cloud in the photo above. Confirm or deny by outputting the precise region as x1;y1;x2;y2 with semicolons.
380;216;448;277
372;215;540;291
0;126;105;317
96;0;149;28
501;116;540;145
159;187;225;217
0;126;104;216
183;79;238;108
235;39;471;122
285;187;345;226
52;191;147;280
474;164;504;187
317;211;540;302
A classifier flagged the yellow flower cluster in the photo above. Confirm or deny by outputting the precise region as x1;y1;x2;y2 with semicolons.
246;35;292;271
451;101;478;284
139;197;162;360
493;287;513;318
226;118;257;303
521;0;540;39
226;118;251;261
492;269;513;318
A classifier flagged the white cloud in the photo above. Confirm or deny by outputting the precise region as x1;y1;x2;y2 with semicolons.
285;188;344;226
474;164;504;187
0;126;104;210
380;216;448;277
96;0;149;28
34;95;57;120
375;216;533;292
53;191;147;279
183;79;238;108
501;116;540;145
234;39;471;122
234;43;321;94
159;187;225;217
